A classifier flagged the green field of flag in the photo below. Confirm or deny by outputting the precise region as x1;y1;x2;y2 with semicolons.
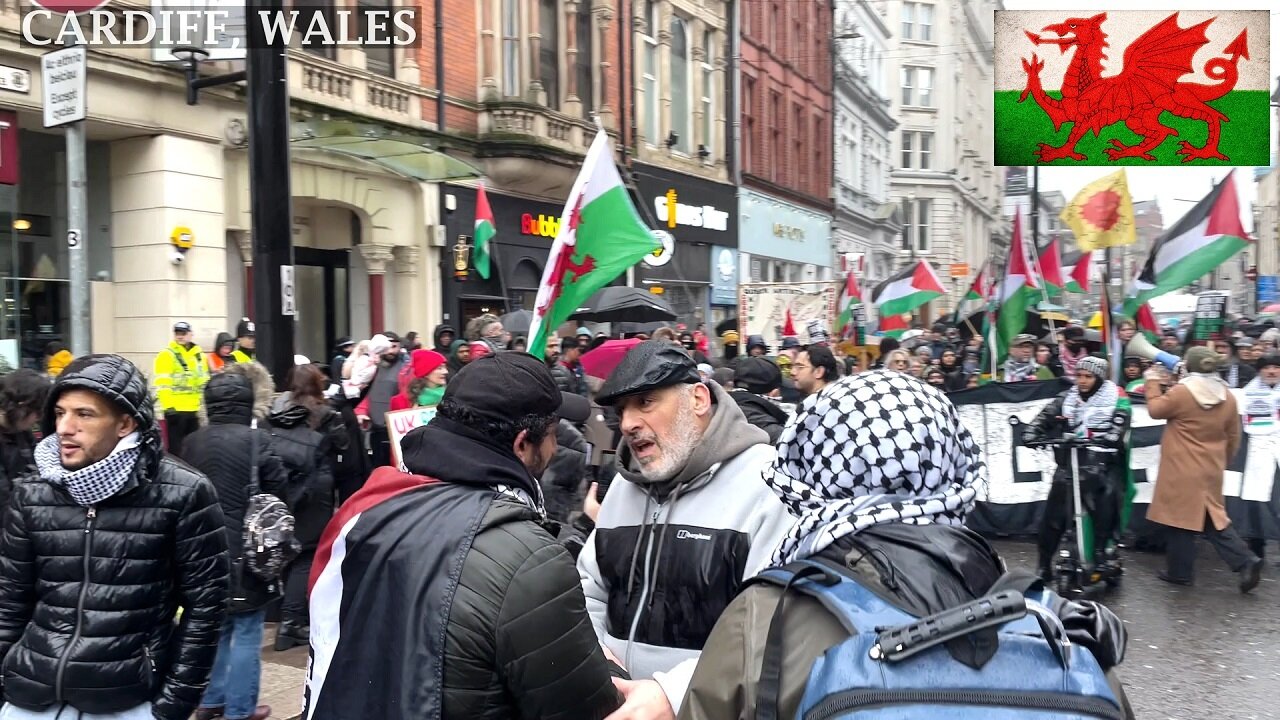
994;90;1269;167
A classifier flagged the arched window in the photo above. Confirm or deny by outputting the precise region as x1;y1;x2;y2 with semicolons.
539;0;559;109
641;0;659;144
670;16;690;153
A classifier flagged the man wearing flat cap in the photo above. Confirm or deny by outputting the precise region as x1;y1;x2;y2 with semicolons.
1001;333;1053;383
1214;337;1257;389
577;340;793;720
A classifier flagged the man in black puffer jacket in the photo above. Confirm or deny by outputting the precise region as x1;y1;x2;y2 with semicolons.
304;352;621;720
0;354;229;720
183;363;291;720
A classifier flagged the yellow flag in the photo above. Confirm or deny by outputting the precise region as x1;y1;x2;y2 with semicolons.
1059;169;1136;251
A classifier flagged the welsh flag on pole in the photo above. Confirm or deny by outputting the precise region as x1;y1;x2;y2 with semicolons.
527;131;662;351
837;272;865;343
996;211;1041;362
1064;251;1093;293
474;184;496;280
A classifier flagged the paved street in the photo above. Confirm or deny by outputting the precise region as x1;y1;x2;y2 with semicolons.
247;540;1280;720
994;540;1280;719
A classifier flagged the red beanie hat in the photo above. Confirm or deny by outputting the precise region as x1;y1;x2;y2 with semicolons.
410;349;448;378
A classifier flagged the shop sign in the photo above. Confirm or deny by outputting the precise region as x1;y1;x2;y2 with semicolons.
653;189;730;232
710;246;738;305
643;230;675;267
0;110;17;186
0;65;31;94
520;212;560;239
773;223;804;241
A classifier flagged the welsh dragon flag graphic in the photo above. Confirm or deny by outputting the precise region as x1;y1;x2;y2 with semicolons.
994;10;1269;166
996;212;1041;362
870;261;945;318
1123;170;1251;315
527;131;661;351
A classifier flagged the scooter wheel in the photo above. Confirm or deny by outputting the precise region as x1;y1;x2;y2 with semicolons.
1105;576;1121;588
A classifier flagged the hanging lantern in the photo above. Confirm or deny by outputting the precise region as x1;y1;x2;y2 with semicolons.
453;235;471;281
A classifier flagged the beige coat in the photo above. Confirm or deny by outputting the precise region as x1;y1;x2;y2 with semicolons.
1145;380;1240;532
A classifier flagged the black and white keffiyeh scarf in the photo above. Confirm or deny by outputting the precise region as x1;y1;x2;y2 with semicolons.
34;431;141;507
1060;380;1120;432
763;370;986;566
1003;358;1040;383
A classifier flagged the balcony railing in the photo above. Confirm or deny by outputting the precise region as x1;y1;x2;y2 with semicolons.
479;101;595;155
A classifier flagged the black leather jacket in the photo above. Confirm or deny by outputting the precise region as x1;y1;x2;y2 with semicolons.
1022;390;1130;483
0;354;229;720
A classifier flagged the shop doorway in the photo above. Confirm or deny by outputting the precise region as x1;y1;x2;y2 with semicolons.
294;247;350;366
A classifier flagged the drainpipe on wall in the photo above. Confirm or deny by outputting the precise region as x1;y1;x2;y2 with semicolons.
436;0;445;132
729;0;741;186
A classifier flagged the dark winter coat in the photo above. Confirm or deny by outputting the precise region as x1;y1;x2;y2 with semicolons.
0;426;37;527
728;390;791;443
680;524;1133;720
432;323;457;355
541;419;589;524
267;396;337;547
550;360;588;398
184;364;290;613
1022;387;1131;485
320;417;622;719
0;354;229;720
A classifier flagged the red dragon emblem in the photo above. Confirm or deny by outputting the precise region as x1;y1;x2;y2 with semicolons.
1019;12;1249;163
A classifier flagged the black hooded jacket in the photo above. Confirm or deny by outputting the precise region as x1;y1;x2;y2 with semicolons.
266;397;337;547
386;418;621;719
0;354;229;720
433;324;457;355
183;367;291;613
728;391;790;443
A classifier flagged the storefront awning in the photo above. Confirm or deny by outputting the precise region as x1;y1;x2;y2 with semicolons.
290;120;483;182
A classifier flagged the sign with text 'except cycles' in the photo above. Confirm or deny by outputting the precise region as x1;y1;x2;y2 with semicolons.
42;46;86;128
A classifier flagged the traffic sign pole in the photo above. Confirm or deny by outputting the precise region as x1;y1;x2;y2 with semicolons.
66;122;88;357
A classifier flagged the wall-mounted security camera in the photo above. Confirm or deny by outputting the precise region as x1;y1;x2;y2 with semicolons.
170;250;186;265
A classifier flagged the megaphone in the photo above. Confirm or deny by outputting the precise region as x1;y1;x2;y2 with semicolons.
1125;335;1182;373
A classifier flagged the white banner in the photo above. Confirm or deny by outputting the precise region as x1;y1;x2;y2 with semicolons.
738;282;838;350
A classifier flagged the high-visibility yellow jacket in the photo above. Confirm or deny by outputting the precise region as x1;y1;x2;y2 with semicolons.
154;341;209;413
231;349;254;364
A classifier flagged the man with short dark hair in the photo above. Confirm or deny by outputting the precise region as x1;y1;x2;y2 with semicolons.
306;352;619;720
356;332;407;468
1217;337;1257;389
792;346;838;397
551;337;588;398
0;354;229;720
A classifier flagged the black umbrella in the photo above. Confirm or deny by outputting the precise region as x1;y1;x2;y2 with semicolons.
616;321;668;335
568;286;677;323
715;316;738;335
499;309;534;335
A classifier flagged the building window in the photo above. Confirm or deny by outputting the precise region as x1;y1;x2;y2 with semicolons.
501;0;520;96
744;76;756;171
901;66;932;106
901;130;935;169
813;116;824;194
769;3;779;51
641;1;658;144
793;103;804;189
769;90;782;184
915;199;931;252
901;2;913;40
539;0;559;110
359;0;394;76
917;3;933;41
577;1;594;114
301;0;335;59
670;16;690;153
700;30;714;159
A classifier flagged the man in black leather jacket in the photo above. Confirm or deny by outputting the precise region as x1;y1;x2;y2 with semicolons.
0;354;229;720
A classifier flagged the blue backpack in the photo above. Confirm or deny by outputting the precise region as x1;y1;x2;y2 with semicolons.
752;560;1124;720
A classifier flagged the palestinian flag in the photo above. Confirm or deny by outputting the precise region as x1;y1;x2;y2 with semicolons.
993;11;1269;166
837;272;865;343
871;261;945;318
1060;170;1136;250
527;130;662;351
474;184;496;280
1064;251;1093;293
951;262;991;329
878;313;911;339
1135;302;1160;343
1037;237;1065;295
1123;170;1251;315
995;211;1040;362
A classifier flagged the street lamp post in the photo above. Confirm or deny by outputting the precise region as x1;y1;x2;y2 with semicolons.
178;0;295;389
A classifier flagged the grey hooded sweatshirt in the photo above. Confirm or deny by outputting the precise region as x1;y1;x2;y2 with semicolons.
577;381;794;714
